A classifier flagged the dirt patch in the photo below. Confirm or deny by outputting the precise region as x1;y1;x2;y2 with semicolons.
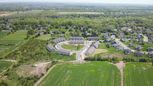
0;12;14;17
115;61;125;86
16;62;51;77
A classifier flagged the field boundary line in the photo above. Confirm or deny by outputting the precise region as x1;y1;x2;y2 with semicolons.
34;63;64;86
115;61;125;86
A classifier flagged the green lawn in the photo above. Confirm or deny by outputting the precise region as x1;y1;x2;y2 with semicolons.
36;34;51;41
0;30;27;58
1;30;27;41
124;63;153;86
40;62;120;86
0;61;12;73
99;43;122;54
141;43;153;51
0;32;8;39
61;44;83;51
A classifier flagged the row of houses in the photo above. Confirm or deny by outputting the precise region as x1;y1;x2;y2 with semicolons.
85;41;100;55
47;37;100;56
53;38;65;43
46;44;72;56
56;49;73;56
69;37;84;44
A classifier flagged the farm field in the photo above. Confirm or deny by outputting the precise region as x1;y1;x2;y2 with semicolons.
36;34;51;41
0;60;12;73
61;44;83;51
124;63;153;86
40;62;121;86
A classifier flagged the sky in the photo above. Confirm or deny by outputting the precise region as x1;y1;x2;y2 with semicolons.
0;0;153;5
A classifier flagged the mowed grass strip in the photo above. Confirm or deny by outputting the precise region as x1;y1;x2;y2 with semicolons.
61;44;83;51
124;63;153;86
1;30;27;41
0;30;27;50
40;62;120;86
0;61;12;73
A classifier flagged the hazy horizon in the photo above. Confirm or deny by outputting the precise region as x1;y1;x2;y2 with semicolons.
0;0;153;5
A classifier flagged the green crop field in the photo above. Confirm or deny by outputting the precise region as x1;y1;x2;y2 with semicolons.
124;63;153;86
61;44;83;51
0;61;12;73
36;34;51;41
40;62;120;86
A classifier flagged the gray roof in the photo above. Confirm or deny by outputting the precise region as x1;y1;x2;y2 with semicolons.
46;44;55;51
53;38;65;43
56;49;72;56
70;37;84;40
93;41;100;48
69;37;84;44
87;37;99;41
85;46;96;55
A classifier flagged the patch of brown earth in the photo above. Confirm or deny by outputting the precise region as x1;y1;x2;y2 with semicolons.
16;62;51;77
115;61;125;86
0;12;14;17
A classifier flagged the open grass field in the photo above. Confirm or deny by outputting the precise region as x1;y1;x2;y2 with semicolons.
0;32;8;39
124;63;153;86
61;44;83;51
1;30;27;41
0;60;12;73
0;30;27;58
92;49;108;56
40;62;121;86
90;43;124;58
99;43;123;54
36;34;51;41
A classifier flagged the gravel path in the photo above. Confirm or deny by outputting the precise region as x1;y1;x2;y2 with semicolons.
115;61;125;86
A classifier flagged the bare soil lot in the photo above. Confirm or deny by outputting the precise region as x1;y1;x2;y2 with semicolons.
0;12;14;17
16;62;51;77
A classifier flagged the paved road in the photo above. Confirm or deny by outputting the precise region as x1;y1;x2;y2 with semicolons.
76;41;93;61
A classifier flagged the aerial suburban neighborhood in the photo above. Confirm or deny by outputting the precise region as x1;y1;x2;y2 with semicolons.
0;0;153;86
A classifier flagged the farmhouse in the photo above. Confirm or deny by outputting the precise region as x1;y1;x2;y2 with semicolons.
69;37;84;44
